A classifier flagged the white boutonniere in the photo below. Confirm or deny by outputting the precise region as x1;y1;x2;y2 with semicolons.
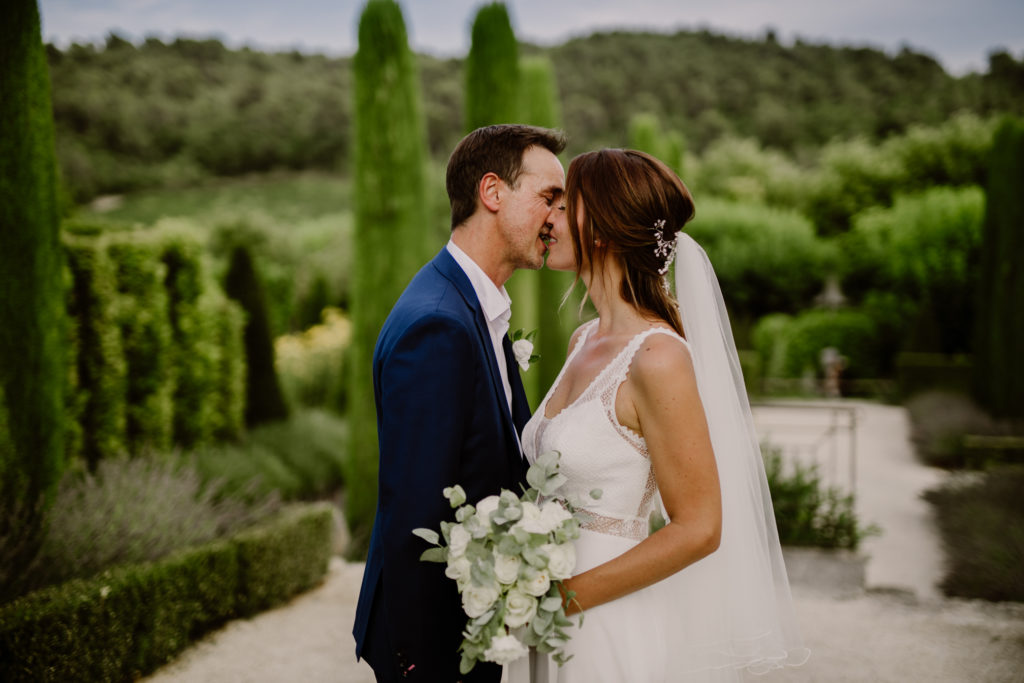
511;328;540;372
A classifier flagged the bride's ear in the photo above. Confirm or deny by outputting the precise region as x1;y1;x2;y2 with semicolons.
479;172;502;213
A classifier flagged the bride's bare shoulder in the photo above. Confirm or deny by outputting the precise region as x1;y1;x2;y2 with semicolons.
629;332;696;392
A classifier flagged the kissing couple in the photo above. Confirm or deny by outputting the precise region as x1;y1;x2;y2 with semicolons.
353;124;809;682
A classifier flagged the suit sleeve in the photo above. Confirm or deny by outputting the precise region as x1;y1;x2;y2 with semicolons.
375;312;478;676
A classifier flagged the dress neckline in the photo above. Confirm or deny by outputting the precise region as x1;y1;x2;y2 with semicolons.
541;321;680;422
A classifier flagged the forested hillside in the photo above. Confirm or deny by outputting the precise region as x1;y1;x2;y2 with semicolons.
46;30;1024;203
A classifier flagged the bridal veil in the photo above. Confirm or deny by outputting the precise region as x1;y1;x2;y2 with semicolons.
660;233;810;676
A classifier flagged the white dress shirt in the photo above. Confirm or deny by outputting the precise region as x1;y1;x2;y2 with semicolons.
446;240;513;411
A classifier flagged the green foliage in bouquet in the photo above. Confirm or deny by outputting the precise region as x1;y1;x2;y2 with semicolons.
415;452;600;673
347;0;432;554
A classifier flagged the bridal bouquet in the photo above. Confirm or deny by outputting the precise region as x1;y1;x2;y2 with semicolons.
414;451;594;674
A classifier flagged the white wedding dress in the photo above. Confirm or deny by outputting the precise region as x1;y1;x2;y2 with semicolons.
507;317;803;683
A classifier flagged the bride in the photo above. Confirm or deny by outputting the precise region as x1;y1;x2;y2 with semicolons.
509;149;808;682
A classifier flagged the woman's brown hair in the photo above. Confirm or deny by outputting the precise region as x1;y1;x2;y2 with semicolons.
565;149;696;336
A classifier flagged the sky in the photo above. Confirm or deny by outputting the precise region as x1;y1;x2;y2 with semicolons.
38;0;1024;76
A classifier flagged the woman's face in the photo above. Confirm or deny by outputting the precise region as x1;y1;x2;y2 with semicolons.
544;196;583;273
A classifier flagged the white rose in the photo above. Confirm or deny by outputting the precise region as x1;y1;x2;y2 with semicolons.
482;633;528;665
541;542;576;580
462;582;500;618
474;495;500;529
445;555;471;586
493;552;521;585
448;524;471;558
539;500;573;531
518;565;551;597
512;338;534;371
513;501;549;535
503;588;539;629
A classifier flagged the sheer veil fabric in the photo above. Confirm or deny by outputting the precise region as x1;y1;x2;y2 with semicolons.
660;233;810;675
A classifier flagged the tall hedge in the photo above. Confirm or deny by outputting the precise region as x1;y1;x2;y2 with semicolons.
106;236;175;453
63;234;126;467
0;0;66;563
224;245;289;427
974;117;1024;420
348;0;432;552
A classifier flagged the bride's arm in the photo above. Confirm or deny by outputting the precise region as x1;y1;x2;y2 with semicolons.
560;334;722;614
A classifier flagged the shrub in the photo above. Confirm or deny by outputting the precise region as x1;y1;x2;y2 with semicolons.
686;199;833;338
191;409;348;502
62;232;127;467
841;185;984;354
107;234;175;452
275;307;350;411
752;309;881;382
16;457;278;598
224;244;290;427
0;502;333;681
160;228;220;448
923;467;1024;601
763;445;875;550
905;391;1005;469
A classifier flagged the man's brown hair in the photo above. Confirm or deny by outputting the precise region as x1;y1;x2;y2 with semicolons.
446;124;567;230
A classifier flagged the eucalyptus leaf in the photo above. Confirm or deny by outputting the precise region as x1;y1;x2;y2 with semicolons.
411;527;440;545
420;547;446;563
540;595;563;611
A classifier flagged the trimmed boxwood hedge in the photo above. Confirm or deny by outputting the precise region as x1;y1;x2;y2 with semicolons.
0;502;333;682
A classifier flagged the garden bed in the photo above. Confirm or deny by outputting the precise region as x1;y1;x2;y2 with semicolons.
0;502;334;682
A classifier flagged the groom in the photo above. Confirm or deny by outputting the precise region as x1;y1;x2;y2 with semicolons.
353;124;567;682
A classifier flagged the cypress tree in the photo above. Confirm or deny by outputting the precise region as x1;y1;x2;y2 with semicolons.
349;0;432;552
973;117;1024;420
465;3;545;403
0;0;66;583
521;56;575;405
465;2;520;131
224;244;290;427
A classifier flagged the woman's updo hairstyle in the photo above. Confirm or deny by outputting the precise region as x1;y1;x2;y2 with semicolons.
565;149;696;337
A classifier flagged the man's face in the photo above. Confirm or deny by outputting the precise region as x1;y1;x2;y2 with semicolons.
497;146;565;272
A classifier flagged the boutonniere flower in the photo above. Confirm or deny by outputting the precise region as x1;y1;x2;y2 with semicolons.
511;328;540;371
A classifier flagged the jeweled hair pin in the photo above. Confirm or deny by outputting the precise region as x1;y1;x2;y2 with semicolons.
652;219;677;275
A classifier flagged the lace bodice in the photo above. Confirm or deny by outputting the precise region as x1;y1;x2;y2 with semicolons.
522;320;690;541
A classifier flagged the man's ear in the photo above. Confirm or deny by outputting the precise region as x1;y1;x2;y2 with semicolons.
478;172;502;213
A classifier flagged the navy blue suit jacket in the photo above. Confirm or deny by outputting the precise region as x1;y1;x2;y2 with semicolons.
353;248;531;682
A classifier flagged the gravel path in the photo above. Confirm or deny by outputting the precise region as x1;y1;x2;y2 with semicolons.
145;403;1024;682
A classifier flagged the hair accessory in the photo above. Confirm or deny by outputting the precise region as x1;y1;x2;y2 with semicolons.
652;219;677;275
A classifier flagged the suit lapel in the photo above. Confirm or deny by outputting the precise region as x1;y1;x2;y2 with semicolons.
503;335;531;436
432;249;523;449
